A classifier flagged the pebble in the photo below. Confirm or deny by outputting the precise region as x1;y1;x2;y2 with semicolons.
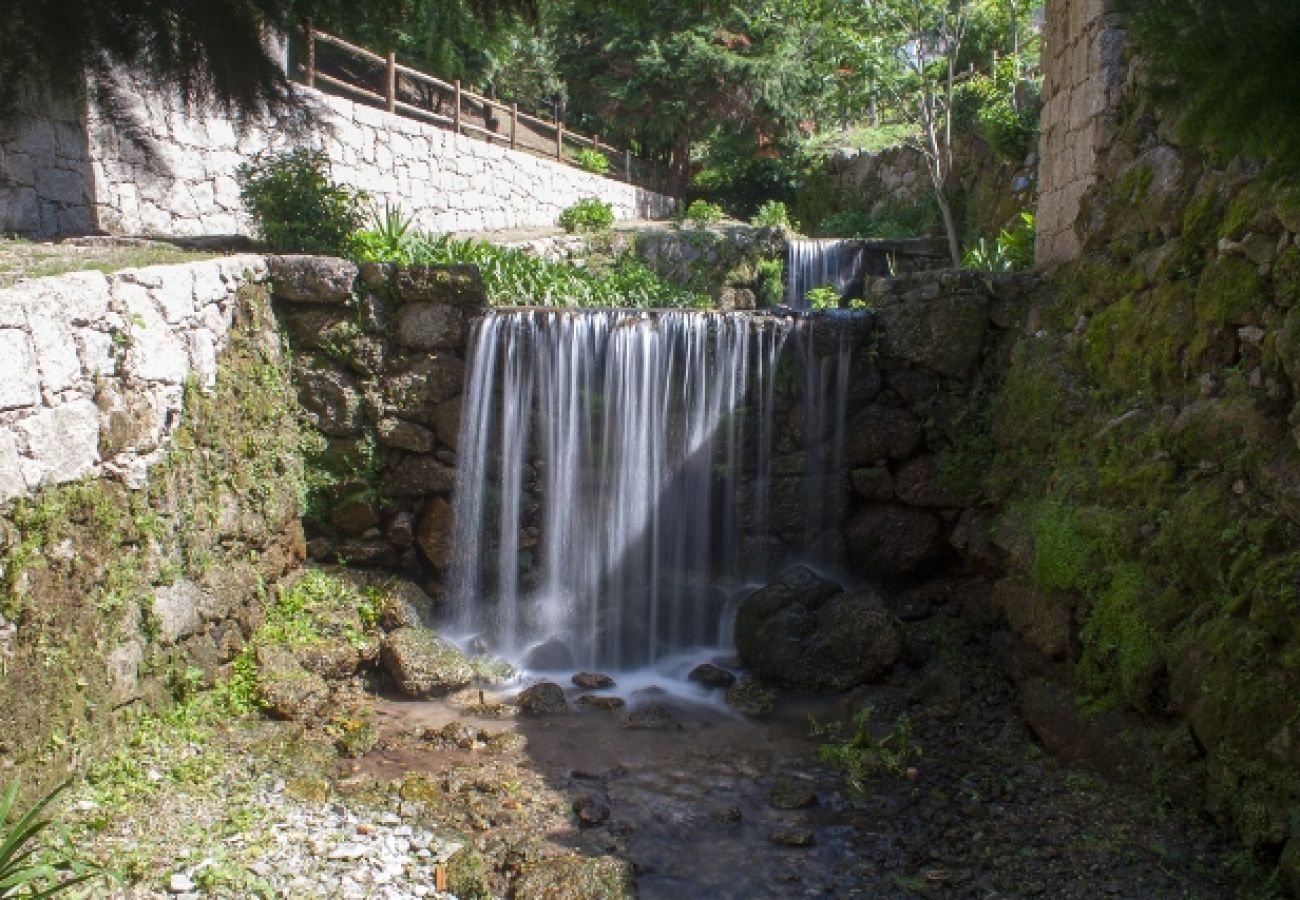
167;873;195;893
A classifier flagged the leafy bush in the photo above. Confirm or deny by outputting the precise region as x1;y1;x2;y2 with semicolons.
813;197;939;239
558;198;615;233
1;779;103;897
963;211;1035;271
750;200;793;231
805;286;841;310
236;149;366;254
756;258;785;307
683;199;725;228
576;147;611;175
811;707;922;794
347;202;416;264
353;232;709;309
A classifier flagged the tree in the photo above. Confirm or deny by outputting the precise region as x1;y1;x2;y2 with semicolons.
0;0;536;122
550;0;822;196
856;0;974;266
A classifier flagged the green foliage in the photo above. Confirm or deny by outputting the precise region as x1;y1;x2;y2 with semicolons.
352;232;709;308
962;212;1035;271
813;197;939;239
1125;0;1300;167
575;148;611;175
257;570;381;652
237;150;366;254
756;258;785;307
1031;501;1101;596
683;200;725;229
558;198;615;233
749;200;793;231
811;707;922;794
801;124;917;155
347;202;416;264
1;779;102;897
954;59;1041;161
805;286;841;310
1077;562;1161;708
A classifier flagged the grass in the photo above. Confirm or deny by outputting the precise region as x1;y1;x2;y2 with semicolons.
0;237;217;288
803;123;918;156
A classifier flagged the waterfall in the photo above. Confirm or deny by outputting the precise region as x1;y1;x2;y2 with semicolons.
786;239;878;309
448;309;851;670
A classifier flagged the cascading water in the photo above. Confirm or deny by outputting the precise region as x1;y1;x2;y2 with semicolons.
448;309;851;670
786;239;867;308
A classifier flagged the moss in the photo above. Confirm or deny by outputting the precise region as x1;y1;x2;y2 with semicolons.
1031;501;1101;596
1181;179;1223;247
1081;285;1196;398
1273;246;1300;309
1219;181;1276;241
1196;254;1265;328
993;338;1065;456
1077;562;1163;709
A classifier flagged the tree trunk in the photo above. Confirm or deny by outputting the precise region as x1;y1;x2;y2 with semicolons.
935;189;960;267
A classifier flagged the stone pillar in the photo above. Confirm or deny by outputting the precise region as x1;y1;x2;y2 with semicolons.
1034;0;1126;266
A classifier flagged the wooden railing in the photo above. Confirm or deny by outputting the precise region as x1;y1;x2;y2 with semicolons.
298;23;662;191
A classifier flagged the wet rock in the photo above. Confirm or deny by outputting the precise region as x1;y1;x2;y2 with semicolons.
573;794;612;828
577;695;626;712
688;663;736;689
517;681;569;715
513;855;637;900
386;512;415;550
430;721;482;750
269;255;357;303
380;627;473;697
255;644;328;720
572;672;616;690
710;805;743;824
375;578;437;630
769;779;818;810
846;505;945;576
844;404;923;465
522;638;576;671
468;654;519;685
769;828;816;848
415;497;453;569
623;704;682;730
734;566;901;691
725;676;776;717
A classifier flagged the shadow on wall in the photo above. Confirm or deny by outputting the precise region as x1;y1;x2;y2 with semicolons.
0;87;96;237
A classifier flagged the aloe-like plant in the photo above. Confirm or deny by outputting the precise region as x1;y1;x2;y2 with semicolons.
1;779;102;898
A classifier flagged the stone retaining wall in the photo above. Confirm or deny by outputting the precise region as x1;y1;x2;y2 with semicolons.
0;255;269;502
1;73;674;239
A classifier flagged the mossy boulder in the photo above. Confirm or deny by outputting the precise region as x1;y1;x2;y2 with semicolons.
876;293;989;378
255;644;330;720
446;847;493;900
513;854;638;900
725;676;777;717
516;681;568;715
734;566;901;692
380;627;473;697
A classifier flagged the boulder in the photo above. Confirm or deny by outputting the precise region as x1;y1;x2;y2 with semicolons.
846;505;945;576
376;418;437;452
269;255;357;303
622;704;682;730
572;672;616;690
725;675;776;717
688;663;736;689
513;855;637;900
876;293;988;378
769;779;818;809
894;454;974;508
255;644;329;720
384;356;466;420
517;681;569;715
990;578;1074;661
294;360;364;437
396;302;466;351
381;627;473;697
381;456;457;497
415;497;454;568
844;405;923;465
734;566;901;692
577;695;626;712
522;637;576;671
395;265;486;306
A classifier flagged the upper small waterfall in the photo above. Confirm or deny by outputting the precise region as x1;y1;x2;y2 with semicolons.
786;239;868;308
447;309;852;670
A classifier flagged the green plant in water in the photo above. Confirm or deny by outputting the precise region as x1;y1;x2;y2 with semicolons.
575;147;611;175
0;779;104;897
805;286;841;310
811;707;921;794
750;200;792;230
683;199;725;228
558;198;614;233
236;149;366;254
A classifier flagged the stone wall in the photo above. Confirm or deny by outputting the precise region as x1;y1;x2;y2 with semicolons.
0;258;305;782
0;255;270;502
1035;0;1126;265
0;89;95;237
3;73;674;239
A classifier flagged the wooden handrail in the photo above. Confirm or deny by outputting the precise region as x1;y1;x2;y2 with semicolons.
301;24;663;190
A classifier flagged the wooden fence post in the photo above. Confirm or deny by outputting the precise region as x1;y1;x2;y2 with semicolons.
454;80;462;134
511;103;518;150
304;20;315;88
385;52;396;112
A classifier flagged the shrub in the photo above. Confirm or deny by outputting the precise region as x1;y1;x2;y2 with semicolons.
236;149;366;254
750;200;792;230
805;286;841;310
558;198;614;233
756;258;785;307
963;211;1036;271
347;202;416;265
683;199;725;228
0;779;104;897
576;147;611;175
